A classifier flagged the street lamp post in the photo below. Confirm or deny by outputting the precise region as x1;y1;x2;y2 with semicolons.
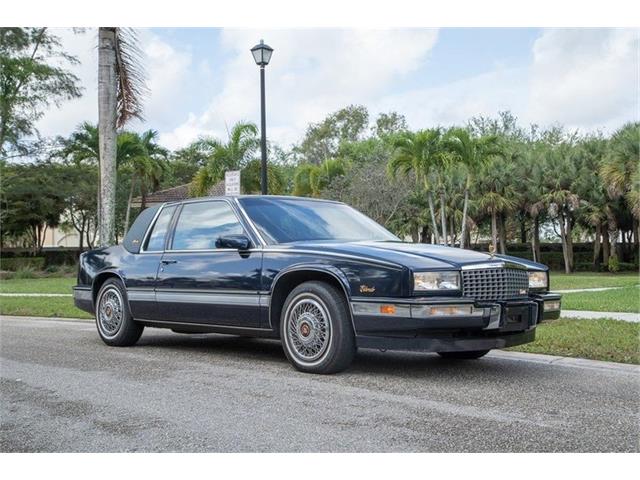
250;39;274;195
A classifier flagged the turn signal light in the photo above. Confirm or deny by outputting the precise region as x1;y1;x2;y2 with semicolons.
379;305;397;315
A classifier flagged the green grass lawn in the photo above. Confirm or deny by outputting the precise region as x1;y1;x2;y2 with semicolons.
0;295;92;319
0;276;76;294
510;318;639;364
550;272;638;290
561;285;639;313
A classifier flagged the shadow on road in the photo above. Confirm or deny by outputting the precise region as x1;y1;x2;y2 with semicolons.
120;329;541;381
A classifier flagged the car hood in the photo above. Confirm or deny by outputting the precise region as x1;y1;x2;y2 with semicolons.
276;241;546;271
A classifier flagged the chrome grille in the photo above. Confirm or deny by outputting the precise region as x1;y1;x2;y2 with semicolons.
462;267;529;301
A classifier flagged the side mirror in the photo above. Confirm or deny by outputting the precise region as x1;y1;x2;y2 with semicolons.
215;234;251;250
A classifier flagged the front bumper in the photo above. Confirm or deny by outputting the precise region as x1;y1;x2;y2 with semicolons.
350;293;561;353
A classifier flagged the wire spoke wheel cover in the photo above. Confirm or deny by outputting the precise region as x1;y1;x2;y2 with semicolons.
97;287;124;337
285;294;332;364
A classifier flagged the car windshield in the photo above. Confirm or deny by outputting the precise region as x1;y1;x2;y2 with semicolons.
239;197;400;244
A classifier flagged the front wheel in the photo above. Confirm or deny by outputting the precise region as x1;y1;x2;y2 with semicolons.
280;281;356;374
95;278;143;346
437;350;490;360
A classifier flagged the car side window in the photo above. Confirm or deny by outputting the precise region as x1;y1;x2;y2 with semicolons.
171;201;244;250
144;205;176;251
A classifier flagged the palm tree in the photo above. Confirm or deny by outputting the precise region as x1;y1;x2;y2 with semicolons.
443;128;500;248
191;122;259;196
601;122;640;248
541;146;580;273
122;130;167;235
98;27;146;246
476;157;519;253
388;129;443;244
292;158;348;197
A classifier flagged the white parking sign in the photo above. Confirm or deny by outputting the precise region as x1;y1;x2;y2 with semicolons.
225;170;241;196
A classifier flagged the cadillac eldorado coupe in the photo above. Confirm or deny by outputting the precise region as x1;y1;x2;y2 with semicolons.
74;196;561;374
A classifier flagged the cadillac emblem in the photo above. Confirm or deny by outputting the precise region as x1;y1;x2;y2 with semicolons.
488;243;496;258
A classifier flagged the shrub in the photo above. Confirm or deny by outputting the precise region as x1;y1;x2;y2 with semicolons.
12;266;38;279
608;254;620;273
0;257;45;271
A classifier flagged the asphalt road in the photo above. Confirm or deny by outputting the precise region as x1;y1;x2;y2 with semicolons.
1;315;638;452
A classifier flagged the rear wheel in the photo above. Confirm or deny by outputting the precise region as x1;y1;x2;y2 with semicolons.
437;350;490;360
280;281;356;374
95;278;143;346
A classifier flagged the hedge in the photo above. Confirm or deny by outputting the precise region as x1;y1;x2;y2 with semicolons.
0;256;46;271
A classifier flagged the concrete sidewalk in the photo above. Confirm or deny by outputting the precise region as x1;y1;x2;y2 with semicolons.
561;310;639;322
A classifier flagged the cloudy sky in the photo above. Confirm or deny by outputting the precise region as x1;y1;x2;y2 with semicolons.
38;28;638;150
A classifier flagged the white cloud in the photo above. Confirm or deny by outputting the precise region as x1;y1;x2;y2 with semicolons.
36;28;194;139
37;28;637;153
528;28;638;130
159;28;439;149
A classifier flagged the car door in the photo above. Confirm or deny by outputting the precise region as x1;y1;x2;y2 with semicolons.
126;204;177;320
154;199;263;327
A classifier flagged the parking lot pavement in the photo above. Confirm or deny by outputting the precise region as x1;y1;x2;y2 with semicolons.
1;315;638;452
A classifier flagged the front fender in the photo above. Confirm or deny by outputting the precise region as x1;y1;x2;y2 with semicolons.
272;263;352;298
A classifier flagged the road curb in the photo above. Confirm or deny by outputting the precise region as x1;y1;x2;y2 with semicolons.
490;350;639;373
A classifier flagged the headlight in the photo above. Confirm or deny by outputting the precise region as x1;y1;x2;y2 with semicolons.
414;271;460;291
528;271;548;289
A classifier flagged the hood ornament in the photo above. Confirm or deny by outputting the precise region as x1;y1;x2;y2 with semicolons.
488;243;496;258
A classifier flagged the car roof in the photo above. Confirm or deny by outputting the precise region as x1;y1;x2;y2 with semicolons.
165;195;345;207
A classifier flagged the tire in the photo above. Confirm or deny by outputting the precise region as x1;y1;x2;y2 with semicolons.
437;350;490;360
95;278;143;346
280;281;356;374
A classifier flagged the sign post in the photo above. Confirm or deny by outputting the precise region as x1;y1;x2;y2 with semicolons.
225;170;241;196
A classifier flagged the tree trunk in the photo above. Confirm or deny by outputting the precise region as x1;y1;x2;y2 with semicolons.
499;213;507;254
123;175;136;237
520;219;526;244
566;216;574;271
491;210;498;253
558;211;572;273
427;192;440;244
79;216;85;251
420;225;429;244
98;27;118;247
440;189;447;246
449;215;455;247
459;183;469;249
531;216;541;263
592;223;602;268
602;225;610;266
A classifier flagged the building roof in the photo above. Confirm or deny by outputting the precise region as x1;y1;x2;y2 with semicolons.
131;180;226;207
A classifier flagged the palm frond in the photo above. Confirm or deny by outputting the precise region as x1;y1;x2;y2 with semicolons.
113;28;148;128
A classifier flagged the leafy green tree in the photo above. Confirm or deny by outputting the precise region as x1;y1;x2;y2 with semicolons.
388;129;443;244
601;122;640;222
122;130;167;234
540;143;580;273
296;105;369;164
0;28;82;157
373;112;407;138
475;157;520;254
443;128;500;248
191;122;259;196
241;160;286;194
292;158;348;197
0;161;67;253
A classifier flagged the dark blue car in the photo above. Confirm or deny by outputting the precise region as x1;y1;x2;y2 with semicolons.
74;196;561;374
